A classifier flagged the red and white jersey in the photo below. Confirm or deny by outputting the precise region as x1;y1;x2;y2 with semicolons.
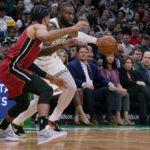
0;22;42;98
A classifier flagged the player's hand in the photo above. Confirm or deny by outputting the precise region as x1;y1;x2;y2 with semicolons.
62;38;79;47
51;77;68;89
72;21;89;31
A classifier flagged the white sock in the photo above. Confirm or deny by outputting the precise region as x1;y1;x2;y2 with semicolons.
13;95;39;124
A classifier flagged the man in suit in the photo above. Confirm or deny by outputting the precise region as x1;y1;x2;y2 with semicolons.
68;45;117;125
133;51;150;124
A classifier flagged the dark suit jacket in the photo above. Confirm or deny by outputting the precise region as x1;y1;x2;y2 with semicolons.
118;67;137;89
133;64;150;87
118;67;148;100
67;59;109;88
133;64;150;96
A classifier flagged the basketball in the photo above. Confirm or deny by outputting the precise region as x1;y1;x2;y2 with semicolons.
96;36;117;55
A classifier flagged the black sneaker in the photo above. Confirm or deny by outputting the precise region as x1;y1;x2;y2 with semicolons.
10;123;26;137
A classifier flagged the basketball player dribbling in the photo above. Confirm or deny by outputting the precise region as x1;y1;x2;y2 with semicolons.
0;5;89;144
11;2;111;137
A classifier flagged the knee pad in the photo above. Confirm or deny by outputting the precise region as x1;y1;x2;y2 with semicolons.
20;99;30;112
8;99;30;118
38;86;53;104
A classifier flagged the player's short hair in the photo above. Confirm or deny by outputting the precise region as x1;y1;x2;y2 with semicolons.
30;5;50;23
57;2;72;13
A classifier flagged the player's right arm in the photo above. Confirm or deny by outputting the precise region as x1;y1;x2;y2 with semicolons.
33;21;89;42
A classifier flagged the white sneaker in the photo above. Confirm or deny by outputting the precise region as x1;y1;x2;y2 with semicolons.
38;125;67;145
0;128;20;141
6;124;23;139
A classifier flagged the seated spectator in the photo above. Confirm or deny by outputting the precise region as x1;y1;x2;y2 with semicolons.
119;0;134;21
57;47;92;125
50;3;58;19
68;45;79;62
0;41;11;63
69;0;82;14
122;34;134;56
24;0;35;12
116;30;123;44
116;10;126;28
4;26;18;47
73;6;85;23
16;9;30;35
119;55;150;124
87;45;97;65
100;54;134;125
122;20;133;35
68;45;117;125
0;19;15;40
132;49;142;70
138;34;150;54
11;0;25;21
135;4;145;20
133;12;140;25
83;0;92;17
142;12;150;35
130;26;141;46
94;16;108;35
86;6;98;30
109;1;118;20
57;49;68;65
108;18;116;36
133;51;150;100
115;44;124;68
0;7;14;31
102;9;111;19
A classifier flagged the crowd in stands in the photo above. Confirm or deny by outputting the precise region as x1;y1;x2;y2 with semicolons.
0;0;150;125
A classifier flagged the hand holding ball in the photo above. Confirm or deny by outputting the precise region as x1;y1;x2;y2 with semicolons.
96;36;117;55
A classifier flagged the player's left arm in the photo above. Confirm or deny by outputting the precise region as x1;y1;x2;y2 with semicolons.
28;63;68;89
39;38;79;56
28;63;47;78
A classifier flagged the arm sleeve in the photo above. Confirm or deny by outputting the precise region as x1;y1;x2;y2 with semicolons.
28;63;47;78
73;31;97;44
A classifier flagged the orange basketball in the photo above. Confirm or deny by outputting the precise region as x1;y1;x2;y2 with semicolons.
96;36;117;55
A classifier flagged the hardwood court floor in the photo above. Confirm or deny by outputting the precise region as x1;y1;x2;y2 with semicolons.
1;126;150;150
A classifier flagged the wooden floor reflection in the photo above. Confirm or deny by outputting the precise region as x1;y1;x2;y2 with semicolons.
1;130;150;150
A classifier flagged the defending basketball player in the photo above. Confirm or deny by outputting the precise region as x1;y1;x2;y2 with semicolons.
0;5;89;144
11;2;117;137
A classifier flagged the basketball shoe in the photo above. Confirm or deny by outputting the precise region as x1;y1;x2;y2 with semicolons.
0;128;20;141
8;123;26;138
38;125;67;145
48;120;67;136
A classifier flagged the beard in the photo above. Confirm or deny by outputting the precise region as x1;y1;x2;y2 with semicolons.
60;16;73;27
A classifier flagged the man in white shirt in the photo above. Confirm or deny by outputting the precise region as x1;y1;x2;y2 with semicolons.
68;45;116;124
122;34;134;56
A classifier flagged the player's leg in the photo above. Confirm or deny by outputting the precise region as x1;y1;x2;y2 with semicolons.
13;95;38;125
49;71;77;122
0;93;30;141
25;74;66;144
10;94;39;137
